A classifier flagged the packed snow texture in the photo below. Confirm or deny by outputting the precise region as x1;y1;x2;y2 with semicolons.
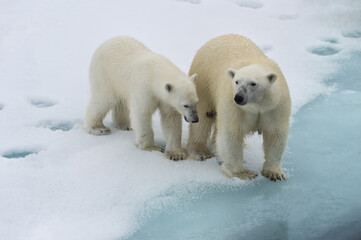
0;0;361;239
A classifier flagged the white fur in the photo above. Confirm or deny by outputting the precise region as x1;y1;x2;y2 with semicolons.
186;34;291;180
85;36;198;160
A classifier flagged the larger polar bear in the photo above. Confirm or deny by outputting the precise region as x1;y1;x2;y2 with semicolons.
187;34;291;181
85;36;199;160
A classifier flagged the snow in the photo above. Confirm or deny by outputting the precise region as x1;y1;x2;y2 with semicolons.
0;0;361;239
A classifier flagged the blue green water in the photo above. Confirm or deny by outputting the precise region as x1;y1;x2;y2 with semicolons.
2;150;38;159
128;53;361;240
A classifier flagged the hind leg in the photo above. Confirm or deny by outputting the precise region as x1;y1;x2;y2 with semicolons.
112;100;132;131
84;97;112;135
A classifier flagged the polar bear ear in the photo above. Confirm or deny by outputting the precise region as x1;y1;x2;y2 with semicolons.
165;83;174;92
267;73;277;83
227;68;236;79
190;73;198;82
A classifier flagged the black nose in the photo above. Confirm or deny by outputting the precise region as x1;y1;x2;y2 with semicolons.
191;117;199;123
234;95;244;105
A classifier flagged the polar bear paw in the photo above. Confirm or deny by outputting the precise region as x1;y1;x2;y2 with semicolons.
141;145;165;153
187;148;214;161
221;165;258;180
235;169;258;180
115;124;132;131
164;149;187;161
86;127;111;135
261;169;287;181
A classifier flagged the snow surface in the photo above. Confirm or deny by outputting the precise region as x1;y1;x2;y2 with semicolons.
0;0;361;239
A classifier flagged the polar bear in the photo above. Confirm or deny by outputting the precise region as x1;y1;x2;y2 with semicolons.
186;34;291;181
85;36;199;160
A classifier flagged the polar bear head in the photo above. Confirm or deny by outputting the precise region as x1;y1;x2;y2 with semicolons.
227;64;277;106
164;73;199;123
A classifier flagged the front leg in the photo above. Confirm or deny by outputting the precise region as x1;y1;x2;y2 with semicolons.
159;105;186;161
130;107;164;153
217;125;258;180
262;130;288;181
186;111;214;161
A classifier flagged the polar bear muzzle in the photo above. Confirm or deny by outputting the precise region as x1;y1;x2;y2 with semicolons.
184;107;199;123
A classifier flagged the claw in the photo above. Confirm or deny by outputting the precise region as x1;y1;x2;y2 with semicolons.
261;169;287;181
164;149;187;161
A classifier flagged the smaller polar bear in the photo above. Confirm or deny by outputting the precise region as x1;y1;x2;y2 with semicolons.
187;34;291;181
85;36;199;160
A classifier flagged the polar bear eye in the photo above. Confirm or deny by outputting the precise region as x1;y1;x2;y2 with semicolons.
235;81;239;85
250;82;257;87
183;104;189;108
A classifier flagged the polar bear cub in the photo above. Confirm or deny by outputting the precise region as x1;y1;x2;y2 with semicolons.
187;34;291;181
85;36;199;160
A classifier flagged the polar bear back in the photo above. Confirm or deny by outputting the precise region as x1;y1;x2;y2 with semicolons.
89;36;153;100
